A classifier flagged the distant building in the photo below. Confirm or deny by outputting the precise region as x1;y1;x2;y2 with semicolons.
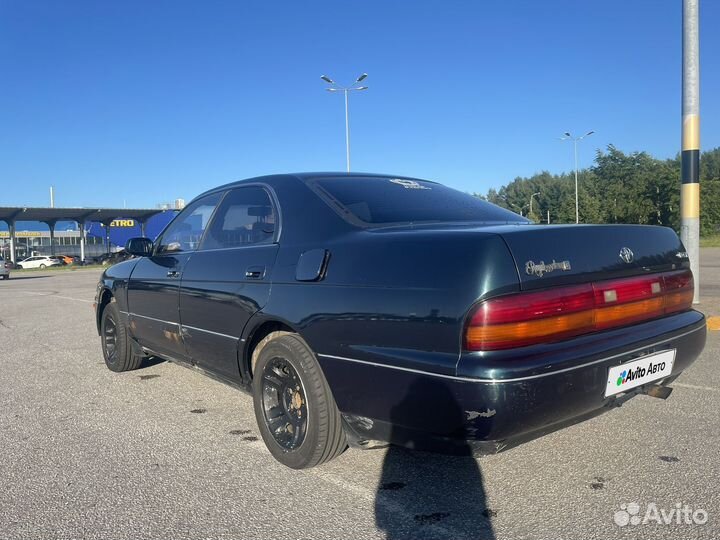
157;198;186;210
0;212;177;260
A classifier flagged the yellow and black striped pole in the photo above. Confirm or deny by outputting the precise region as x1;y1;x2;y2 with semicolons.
681;0;700;304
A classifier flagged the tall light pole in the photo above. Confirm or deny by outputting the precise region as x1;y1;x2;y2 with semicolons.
530;192;541;216
320;73;368;172
560;130;594;223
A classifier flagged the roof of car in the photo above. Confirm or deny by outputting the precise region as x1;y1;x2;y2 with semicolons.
197;172;439;198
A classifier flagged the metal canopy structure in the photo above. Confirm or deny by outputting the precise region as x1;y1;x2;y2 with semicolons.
0;206;171;263
0;207;166;224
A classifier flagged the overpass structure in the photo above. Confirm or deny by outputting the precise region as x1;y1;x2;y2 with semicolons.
0;207;171;263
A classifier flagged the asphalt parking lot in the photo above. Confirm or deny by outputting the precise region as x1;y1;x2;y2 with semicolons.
1;252;719;540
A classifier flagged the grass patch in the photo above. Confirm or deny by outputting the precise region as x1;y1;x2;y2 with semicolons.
700;235;720;248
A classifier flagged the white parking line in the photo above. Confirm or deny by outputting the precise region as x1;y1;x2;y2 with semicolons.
234;439;465;540
674;382;720;392
310;466;464;540
54;295;93;304
10;290;93;304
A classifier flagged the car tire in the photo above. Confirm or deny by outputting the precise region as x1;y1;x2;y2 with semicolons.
252;333;346;469
39;264;46;269
2;275;8;280
101;299;143;372
16;265;22;269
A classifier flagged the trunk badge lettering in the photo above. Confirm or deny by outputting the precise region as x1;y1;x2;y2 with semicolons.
525;260;572;277
619;247;634;264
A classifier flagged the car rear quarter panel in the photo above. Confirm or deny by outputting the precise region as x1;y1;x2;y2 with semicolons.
262;228;520;375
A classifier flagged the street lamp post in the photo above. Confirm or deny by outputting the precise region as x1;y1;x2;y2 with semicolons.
320;73;369;172
559;130;594;224
530;192;541;216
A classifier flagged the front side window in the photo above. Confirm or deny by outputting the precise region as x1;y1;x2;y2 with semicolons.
201;186;276;250
156;192;222;254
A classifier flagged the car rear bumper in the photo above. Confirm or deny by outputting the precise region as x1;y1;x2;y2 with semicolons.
319;310;707;453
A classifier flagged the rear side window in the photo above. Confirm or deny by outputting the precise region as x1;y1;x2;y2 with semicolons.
201;186;276;250
311;176;526;225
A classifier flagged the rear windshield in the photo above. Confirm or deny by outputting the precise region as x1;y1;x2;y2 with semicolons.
310;176;526;226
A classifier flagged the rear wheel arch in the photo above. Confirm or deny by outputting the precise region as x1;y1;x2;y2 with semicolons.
244;319;297;379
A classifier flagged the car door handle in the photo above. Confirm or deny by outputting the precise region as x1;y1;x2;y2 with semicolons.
245;266;265;279
167;270;181;278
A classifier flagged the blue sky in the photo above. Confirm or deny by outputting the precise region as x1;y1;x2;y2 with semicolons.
0;0;717;208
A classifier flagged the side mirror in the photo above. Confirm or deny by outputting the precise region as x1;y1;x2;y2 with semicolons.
125;237;153;257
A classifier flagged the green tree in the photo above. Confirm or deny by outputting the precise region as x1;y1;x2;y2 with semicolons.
478;144;720;236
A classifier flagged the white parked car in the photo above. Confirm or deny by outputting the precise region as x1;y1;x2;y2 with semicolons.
0;257;9;279
16;256;63;269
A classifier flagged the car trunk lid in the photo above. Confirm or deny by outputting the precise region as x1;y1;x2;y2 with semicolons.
494;224;688;291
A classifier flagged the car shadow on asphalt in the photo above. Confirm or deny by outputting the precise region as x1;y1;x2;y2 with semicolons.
139;356;167;369
375;380;496;540
4;275;49;280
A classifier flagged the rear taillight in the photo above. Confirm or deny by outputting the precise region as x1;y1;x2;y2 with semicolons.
465;270;694;351
663;271;695;314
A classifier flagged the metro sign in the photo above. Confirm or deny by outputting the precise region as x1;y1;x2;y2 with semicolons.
109;219;136;227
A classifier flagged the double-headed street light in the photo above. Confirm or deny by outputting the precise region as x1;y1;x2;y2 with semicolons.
510;201;528;217
559;130;595;224
321;73;369;172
